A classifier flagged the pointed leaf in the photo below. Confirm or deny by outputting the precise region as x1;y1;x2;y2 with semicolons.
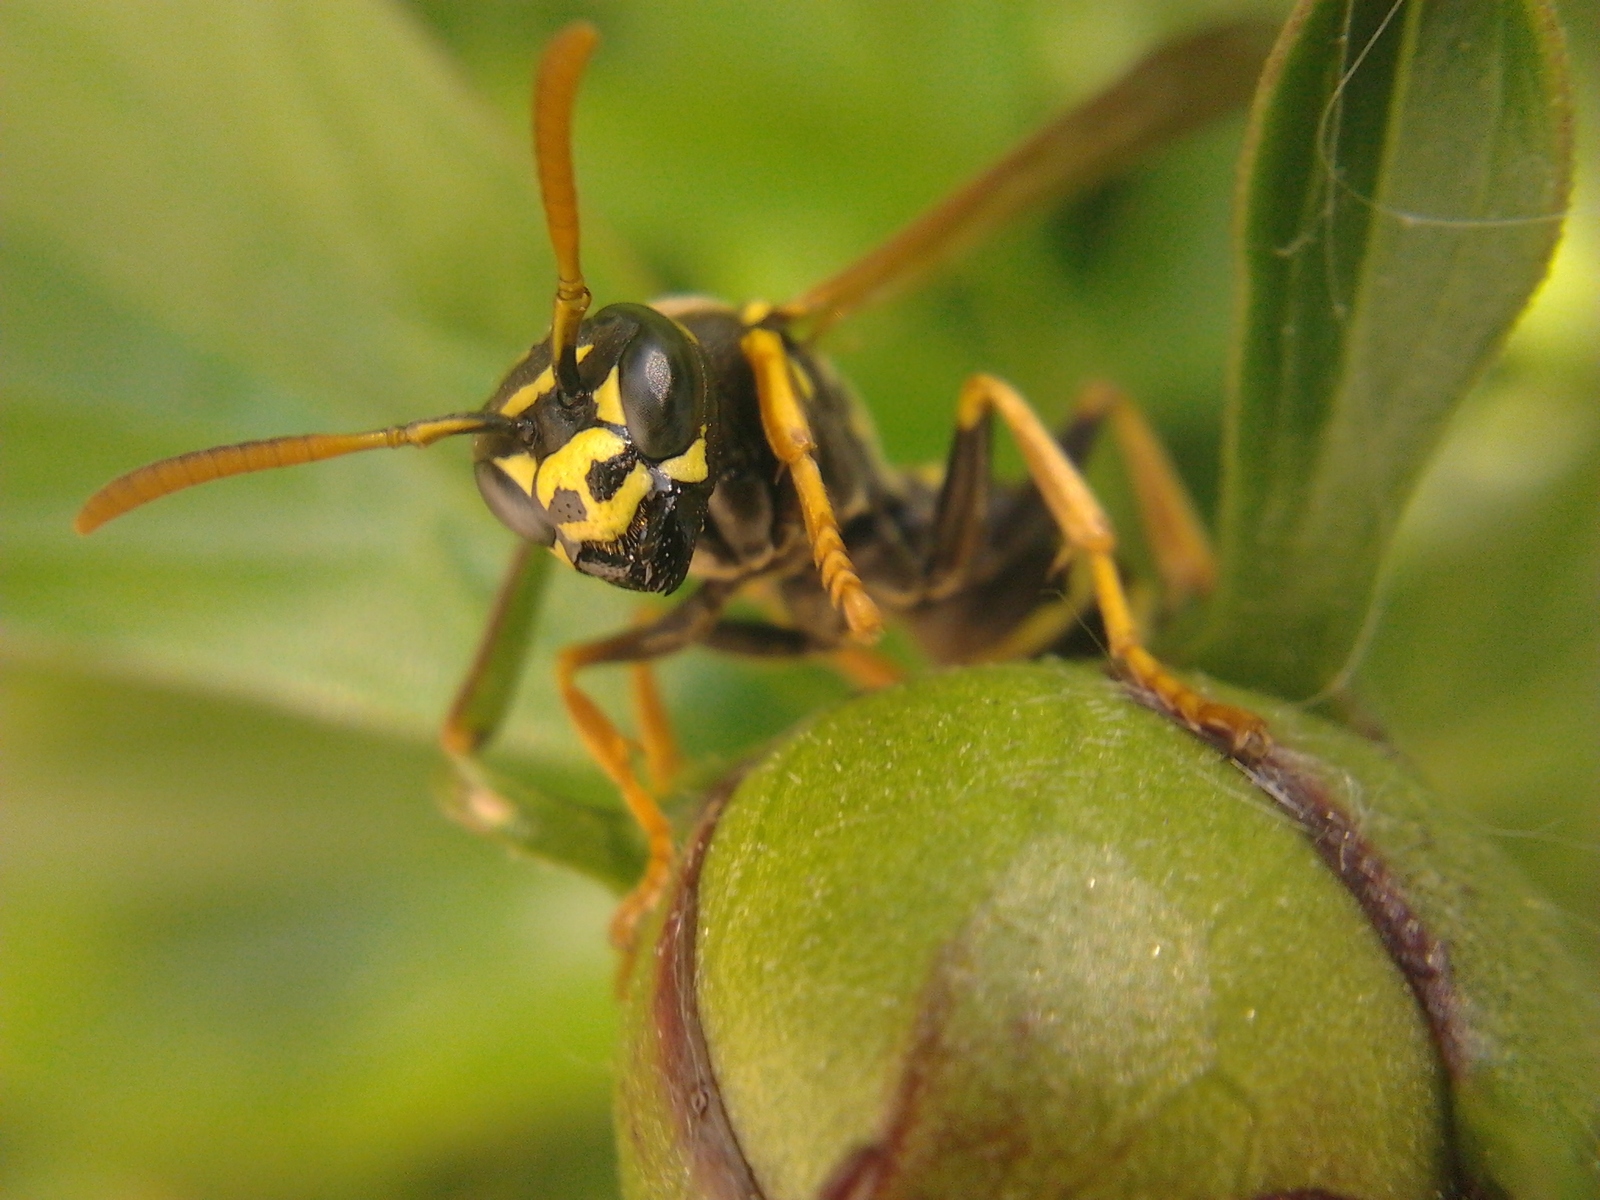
1186;0;1573;699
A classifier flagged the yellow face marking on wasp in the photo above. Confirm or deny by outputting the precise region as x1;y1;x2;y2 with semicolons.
592;367;626;425
498;378;548;420
498;344;596;418
658;432;709;483
536;426;652;544
493;452;538;495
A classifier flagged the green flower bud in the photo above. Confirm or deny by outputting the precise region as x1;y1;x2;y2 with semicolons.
616;663;1600;1200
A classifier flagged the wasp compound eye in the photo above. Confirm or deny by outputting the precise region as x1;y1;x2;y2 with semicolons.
475;458;557;546
613;305;706;461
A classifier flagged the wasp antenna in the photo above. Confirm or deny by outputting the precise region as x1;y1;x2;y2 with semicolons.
75;412;510;535
534;22;599;392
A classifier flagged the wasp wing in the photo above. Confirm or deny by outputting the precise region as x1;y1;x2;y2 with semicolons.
778;20;1276;337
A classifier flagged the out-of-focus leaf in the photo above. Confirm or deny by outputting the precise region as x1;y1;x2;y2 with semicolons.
1350;24;1600;928
0;0;627;751
1185;0;1573;699
0;655;619;1200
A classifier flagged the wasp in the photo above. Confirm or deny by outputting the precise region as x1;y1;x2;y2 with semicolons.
77;22;1271;947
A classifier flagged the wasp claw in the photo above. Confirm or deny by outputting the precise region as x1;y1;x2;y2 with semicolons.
1201;705;1272;764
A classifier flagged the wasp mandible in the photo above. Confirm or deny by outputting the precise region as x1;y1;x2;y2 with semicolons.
77;22;1272;947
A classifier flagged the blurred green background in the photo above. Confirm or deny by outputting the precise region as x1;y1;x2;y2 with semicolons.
2;2;1595;1197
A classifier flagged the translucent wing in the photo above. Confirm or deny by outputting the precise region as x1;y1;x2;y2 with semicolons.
777;20;1276;336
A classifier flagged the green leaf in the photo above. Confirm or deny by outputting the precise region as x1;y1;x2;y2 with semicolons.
1186;0;1574;699
0;655;619;1200
0;0;552;734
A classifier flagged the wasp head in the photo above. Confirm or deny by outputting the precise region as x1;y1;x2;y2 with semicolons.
473;303;717;594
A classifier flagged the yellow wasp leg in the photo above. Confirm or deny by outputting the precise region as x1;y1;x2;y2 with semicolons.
432;541;552;855
629;656;682;797
558;642;676;951
555;585;732;951
957;374;1269;760
828;644;906;691
1070;381;1216;607
741;324;884;642
443;550;721;954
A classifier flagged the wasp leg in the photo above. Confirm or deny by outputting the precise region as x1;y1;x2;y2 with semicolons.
917;380;1101;661
701;618;904;690
741;325;884;642
828;645;905;690
441;540;548;757
1068;381;1216;607
922;367;994;600
558;584;733;950
957;374;1268;760
437;542;569;859
629;655;681;796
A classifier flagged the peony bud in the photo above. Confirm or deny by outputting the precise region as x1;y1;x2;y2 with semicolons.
616;662;1599;1200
